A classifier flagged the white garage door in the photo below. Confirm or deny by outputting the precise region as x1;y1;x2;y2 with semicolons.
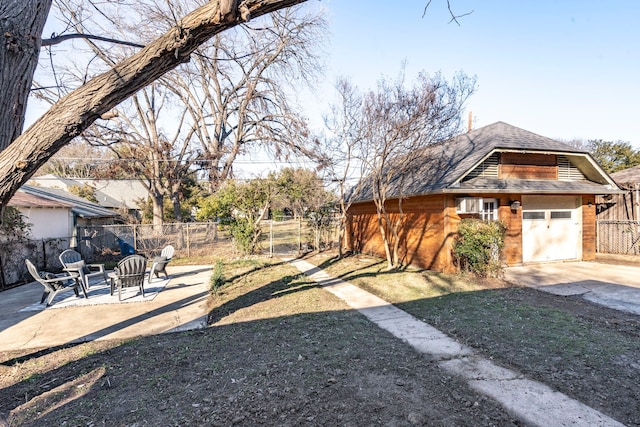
522;196;581;263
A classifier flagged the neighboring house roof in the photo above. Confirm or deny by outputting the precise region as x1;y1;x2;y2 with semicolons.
8;192;73;209
352;121;621;202
29;175;147;210
610;165;640;186
19;185;120;219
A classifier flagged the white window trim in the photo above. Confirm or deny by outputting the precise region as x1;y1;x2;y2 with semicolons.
456;197;499;221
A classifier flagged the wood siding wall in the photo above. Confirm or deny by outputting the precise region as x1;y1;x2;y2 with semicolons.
497;195;522;265
347;193;594;272
347;194;523;272
583;195;596;260
348;195;451;272
500;153;558;180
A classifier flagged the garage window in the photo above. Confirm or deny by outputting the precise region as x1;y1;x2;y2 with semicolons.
550;211;572;219
523;211;545;220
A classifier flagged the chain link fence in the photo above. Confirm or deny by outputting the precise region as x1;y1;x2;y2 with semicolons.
77;222;229;261
257;216;340;256
0;222;229;290
597;220;640;255
1;217;341;289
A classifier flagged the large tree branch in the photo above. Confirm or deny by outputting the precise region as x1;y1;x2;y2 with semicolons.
0;0;307;209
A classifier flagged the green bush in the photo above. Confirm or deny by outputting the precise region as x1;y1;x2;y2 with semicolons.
229;218;260;255
453;219;506;276
210;260;225;294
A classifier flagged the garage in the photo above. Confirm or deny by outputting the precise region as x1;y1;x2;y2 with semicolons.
522;195;582;263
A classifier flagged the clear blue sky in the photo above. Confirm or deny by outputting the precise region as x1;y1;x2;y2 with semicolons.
307;0;639;147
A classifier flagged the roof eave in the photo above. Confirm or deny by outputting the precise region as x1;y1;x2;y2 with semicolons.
443;188;626;196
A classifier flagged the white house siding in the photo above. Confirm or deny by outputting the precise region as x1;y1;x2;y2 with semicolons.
18;207;73;239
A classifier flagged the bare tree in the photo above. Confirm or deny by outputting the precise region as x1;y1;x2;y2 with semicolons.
36;1;326;214
0;0;308;214
356;70;476;269
164;5;326;192
82;83;200;225
0;0;464;216
35;140;114;178
323;77;367;258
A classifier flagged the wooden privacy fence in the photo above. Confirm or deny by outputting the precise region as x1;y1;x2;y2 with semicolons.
597;220;640;255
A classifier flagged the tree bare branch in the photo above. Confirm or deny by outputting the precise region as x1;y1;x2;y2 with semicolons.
422;0;473;26
41;33;145;48
0;0;307;210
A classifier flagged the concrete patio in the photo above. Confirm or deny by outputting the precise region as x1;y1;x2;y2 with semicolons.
0;264;212;352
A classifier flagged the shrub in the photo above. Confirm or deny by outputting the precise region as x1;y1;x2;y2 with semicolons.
453;219;506;276
228;218;260;255
210;260;225;294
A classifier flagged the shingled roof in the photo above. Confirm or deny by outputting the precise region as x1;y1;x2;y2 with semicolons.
351;121;620;202
19;185;120;219
610;165;640;186
8;192;72;209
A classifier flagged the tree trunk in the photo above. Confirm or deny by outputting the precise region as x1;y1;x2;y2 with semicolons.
0;0;307;211
0;0;52;151
150;193;164;226
250;201;270;252
390;198;405;268
376;209;394;270
171;190;183;222
338;215;345;258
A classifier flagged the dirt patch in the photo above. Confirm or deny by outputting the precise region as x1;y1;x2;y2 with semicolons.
2;255;639;425
0;260;520;426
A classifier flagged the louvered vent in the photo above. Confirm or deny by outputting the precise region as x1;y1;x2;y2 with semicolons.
557;155;586;181
463;153;499;181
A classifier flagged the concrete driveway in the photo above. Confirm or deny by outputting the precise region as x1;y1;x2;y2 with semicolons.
0;265;212;353
504;261;640;315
